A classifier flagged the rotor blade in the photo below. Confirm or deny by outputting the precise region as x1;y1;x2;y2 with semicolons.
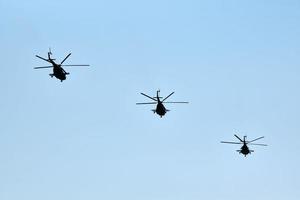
36;55;51;63
248;136;264;143
221;141;243;145
162;92;174;102
61;64;90;67
248;143;267;146
136;102;157;105
163;101;189;104
140;93;157;101
34;66;53;69
60;53;71;64
234;134;244;142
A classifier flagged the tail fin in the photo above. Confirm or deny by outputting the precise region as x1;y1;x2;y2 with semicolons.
47;48;55;60
48;48;52;59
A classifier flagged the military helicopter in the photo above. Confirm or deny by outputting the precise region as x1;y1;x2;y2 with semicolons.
221;134;267;157
34;49;89;82
136;90;188;117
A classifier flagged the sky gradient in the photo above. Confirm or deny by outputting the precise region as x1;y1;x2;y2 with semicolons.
1;0;300;199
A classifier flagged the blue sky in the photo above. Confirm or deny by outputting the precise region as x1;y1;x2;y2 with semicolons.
1;0;300;199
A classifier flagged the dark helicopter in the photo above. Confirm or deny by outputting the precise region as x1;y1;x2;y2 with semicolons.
34;49;89;82
136;90;188;117
221;134;267;157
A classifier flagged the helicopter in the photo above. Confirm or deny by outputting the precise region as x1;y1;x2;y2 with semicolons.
34;49;89;82
136;90;188;117
221;134;267;157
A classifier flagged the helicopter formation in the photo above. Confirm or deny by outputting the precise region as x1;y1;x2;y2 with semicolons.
34;49;267;157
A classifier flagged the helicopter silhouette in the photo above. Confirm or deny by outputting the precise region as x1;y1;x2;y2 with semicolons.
34;49;89;82
221;134;267;157
136;90;188;117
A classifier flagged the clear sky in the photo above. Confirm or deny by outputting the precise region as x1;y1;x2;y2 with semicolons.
1;0;300;199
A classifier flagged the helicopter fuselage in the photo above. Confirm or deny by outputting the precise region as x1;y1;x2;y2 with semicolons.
52;65;67;81
49;60;68;81
155;102;167;117
240;144;250;156
238;143;254;157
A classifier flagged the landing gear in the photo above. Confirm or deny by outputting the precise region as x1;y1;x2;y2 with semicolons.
49;74;54;78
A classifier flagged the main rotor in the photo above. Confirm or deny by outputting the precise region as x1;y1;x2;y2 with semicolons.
34;49;90;69
136;90;189;105
221;134;267;146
